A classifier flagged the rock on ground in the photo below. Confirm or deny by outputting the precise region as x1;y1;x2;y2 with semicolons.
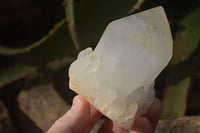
16;80;200;133
18;82;70;132
155;116;200;133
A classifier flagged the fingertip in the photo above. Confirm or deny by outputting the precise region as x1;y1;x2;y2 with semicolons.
153;98;163;112
47;95;91;133
131;98;162;133
64;95;91;132
73;95;85;102
144;98;162;130
131;117;153;133
72;95;90;110
145;98;163;119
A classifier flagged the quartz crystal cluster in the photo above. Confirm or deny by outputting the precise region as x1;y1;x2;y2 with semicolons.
69;6;173;129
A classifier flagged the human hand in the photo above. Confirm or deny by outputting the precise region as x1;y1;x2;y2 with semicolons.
47;95;162;133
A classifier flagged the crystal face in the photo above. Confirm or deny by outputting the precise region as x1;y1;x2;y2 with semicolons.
69;6;173;129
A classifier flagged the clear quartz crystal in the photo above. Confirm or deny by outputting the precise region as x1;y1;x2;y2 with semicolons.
69;6;173;129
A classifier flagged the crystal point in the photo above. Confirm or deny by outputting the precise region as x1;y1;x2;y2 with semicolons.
68;6;173;129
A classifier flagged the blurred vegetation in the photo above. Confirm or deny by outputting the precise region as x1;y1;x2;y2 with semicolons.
0;0;200;119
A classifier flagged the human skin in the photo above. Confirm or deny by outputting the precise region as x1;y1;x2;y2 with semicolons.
47;95;162;133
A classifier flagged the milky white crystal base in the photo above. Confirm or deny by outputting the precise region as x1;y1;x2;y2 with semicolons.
69;6;173;129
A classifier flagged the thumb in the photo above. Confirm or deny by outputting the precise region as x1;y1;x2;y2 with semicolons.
47;95;91;133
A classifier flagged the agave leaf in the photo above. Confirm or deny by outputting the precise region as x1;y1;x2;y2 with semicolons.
18;20;75;64
0;0;136;57
0;55;75;87
170;8;200;65
64;0;80;51
75;0;136;49
0;0;139;86
0;63;37;87
18;0;136;64
162;78;190;119
161;7;200;119
0;19;75;60
0;43;42;56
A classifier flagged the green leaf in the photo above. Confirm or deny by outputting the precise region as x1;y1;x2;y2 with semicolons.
161;7;200;119
0;55;75;87
18;0;137;64
0;0;139;86
171;8;200;65
0;20;73;56
75;0;136;49
18;20;75;64
162;77;190;119
0;19;75;65
64;0;80;51
161;61;192;119
0;43;42;56
0;63;37;87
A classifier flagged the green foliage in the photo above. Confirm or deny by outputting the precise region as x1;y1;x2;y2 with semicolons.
161;7;200;119
0;0;136;87
0;20;75;86
74;0;135;49
171;8;200;65
65;0;80;51
0;63;37;87
0;42;43;56
19;0;136;64
18;20;75;64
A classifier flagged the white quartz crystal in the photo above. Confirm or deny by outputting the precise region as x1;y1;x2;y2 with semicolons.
69;6;173;129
